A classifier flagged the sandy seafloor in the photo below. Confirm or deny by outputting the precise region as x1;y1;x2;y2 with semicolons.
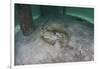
15;16;94;65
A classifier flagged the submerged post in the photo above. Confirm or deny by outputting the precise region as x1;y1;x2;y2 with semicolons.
15;4;34;36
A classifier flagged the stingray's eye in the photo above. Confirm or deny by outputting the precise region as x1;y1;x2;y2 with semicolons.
52;31;56;35
40;36;44;39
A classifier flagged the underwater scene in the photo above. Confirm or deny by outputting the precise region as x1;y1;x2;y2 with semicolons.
14;4;94;65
